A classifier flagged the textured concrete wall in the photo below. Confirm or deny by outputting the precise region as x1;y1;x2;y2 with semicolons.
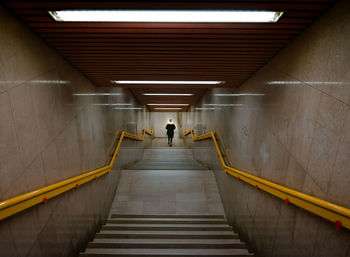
187;1;350;256
0;6;147;257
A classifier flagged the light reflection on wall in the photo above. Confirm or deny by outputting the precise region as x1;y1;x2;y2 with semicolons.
266;81;350;85
0;80;70;84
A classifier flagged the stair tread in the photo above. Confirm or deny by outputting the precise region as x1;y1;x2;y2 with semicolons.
91;239;243;244
97;231;237;235
110;214;225;219
104;224;230;227
83;248;253;255
109;218;225;221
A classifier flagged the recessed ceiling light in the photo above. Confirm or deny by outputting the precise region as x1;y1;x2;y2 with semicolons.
147;104;189;106
114;107;143;110
74;93;121;96
154;108;183;110
142;93;194;96
49;10;284;23
214;93;264;96
111;80;224;85
203;104;243;106
93;103;132;106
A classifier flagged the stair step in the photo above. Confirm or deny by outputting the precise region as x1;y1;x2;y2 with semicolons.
81;248;253;256
91;239;243;245
102;226;232;231
107;219;227;224
110;214;225;219
96;231;239;239
88;239;246;249
106;222;231;228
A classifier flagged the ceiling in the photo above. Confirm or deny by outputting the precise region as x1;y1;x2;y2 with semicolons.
4;1;337;111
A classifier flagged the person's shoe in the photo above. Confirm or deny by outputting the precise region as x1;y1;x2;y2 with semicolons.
170;143;172;147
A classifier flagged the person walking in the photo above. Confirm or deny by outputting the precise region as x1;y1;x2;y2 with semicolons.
166;119;176;146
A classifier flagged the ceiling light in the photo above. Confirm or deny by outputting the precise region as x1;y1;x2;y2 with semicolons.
154;108;183;110
112;80;224;85
203;104;243;106
214;93;264;96
142;93;194;96
49;10;283;23
93;103;132;106
147;104;189;106
74;93;121;96
195;108;216;110
114;107;142;110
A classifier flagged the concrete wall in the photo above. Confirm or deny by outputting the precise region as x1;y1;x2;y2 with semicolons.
187;1;350;256
0;6;147;257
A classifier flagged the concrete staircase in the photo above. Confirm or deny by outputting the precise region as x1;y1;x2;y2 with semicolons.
80;214;253;256
127;147;206;170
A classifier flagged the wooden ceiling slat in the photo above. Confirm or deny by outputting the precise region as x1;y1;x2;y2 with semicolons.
39;33;297;39
70;61;266;65
19;16;314;24
5;2;332;10
58;50;279;55
66;54;268;58
74;64;263;67
11;9;325;19
46;38;291;44
76;67;262;71
53;46;282;51
84;70;251;75
33;28;303;34
27;22;307;30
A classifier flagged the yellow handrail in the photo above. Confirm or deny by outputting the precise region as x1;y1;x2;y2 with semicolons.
0;129;153;221
184;129;350;230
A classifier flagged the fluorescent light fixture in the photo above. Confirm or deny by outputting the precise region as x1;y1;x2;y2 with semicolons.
154;108;183;110
214;93;264;96
195;108;216;110
266;81;350;85
142;93;194;96
147;104;189;106
203;104;243;106
93;103;132;106
115;107;142;110
49;10;283;23
74;93;121;96
112;80;224;85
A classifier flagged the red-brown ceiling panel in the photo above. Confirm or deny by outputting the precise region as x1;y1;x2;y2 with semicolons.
3;1;337;110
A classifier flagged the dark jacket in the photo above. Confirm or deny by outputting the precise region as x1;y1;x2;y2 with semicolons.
166;123;176;137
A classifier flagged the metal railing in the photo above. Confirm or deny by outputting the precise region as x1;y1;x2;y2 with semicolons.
0;129;153;221
184;129;350;230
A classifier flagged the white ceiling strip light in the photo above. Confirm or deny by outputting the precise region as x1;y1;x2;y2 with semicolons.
112;80;224;85
49;10;284;23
